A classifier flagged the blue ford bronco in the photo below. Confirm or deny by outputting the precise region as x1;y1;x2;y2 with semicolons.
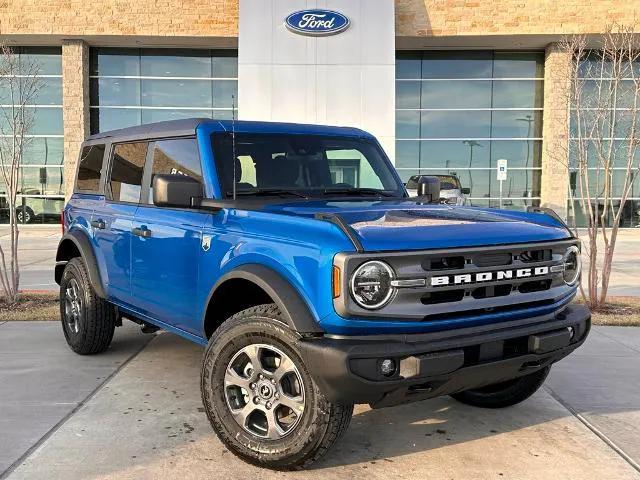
56;118;589;470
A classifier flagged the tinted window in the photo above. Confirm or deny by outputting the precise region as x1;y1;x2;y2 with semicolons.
109;142;148;203
148;138;202;204
212;133;403;198
76;144;105;192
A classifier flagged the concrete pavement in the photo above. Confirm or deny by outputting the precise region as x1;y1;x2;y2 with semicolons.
0;322;151;476
2;323;639;480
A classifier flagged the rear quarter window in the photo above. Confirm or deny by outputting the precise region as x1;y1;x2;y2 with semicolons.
76;144;106;192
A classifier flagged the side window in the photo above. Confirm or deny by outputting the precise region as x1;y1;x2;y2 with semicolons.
76;144;105;192
109;142;148;203
148;138;203;204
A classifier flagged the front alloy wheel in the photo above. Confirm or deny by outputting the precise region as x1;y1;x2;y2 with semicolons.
201;304;353;470
224;343;305;439
64;278;83;334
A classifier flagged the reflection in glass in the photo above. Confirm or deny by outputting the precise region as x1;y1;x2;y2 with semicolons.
22;138;64;166
421;51;492;79
90;48;238;134
90;78;140;107
395;51;544;208
491;111;542;138
420;111;491;138
420;80;491;109
491;80;543;108
91;48;140;76
18;167;64;196
0;196;65;224
141;79;212;107
91;108;141;133
140;49;211;77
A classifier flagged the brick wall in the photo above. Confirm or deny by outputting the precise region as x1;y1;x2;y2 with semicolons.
0;0;237;37
540;44;572;217
396;0;639;37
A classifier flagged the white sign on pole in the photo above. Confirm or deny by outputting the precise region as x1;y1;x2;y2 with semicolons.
497;159;508;181
496;159;508;208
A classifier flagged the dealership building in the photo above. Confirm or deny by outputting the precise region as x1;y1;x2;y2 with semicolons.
0;0;638;227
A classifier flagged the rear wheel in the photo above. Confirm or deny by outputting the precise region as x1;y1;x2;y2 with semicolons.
201;304;353;470
16;206;34;224
59;257;115;355
450;366;550;408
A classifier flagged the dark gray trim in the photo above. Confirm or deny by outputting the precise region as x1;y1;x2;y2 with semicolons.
204;264;323;334
86;118;207;143
314;212;364;253
54;230;106;298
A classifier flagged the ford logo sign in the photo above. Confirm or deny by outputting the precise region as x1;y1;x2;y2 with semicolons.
285;9;350;36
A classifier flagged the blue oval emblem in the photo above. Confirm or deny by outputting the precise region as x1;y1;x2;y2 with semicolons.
285;9;350;36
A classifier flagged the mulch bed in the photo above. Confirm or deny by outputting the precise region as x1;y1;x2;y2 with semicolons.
1;292;639;326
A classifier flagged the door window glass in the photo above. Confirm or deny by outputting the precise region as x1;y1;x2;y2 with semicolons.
76;144;105;192
148;138;202;204
109;142;148;203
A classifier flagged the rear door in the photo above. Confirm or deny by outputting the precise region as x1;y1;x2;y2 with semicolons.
130;137;207;335
93;141;148;306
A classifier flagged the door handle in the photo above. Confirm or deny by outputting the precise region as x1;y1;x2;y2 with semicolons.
90;219;106;230
132;226;152;238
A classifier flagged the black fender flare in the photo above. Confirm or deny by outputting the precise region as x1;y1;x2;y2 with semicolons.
205;264;324;335
55;230;107;299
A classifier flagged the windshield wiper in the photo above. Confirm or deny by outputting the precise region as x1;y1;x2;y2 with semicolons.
321;187;397;197
226;188;308;199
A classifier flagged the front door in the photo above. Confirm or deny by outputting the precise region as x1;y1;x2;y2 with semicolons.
130;138;207;335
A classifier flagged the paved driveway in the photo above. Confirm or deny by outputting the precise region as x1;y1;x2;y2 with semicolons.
1;323;639;480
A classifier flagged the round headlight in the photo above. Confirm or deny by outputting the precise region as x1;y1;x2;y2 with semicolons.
563;245;581;285
350;260;395;309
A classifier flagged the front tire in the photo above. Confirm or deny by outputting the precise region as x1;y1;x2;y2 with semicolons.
201;304;353;470
59;257;115;355
450;366;550;408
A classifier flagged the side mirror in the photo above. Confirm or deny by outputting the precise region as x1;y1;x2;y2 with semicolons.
461;187;471;195
152;174;203;208
417;176;441;203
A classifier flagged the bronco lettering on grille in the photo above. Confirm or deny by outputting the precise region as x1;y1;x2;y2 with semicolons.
430;266;550;287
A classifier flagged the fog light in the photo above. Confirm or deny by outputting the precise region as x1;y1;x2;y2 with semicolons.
379;358;396;377
567;326;575;340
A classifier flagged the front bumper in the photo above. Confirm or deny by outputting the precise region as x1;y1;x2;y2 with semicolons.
298;304;590;408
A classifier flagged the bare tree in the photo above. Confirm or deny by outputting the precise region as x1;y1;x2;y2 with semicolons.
557;26;640;310
0;46;43;303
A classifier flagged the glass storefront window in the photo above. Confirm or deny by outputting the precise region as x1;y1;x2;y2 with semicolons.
90;48;238;134
569;52;640;227
0;47;63;224
395;50;544;208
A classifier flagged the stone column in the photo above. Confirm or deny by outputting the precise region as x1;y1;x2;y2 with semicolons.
540;43;572;219
62;40;90;200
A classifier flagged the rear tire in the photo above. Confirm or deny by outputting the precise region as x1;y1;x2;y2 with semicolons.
450;366;550;408
59;257;115;355
201;304;353;470
16;206;35;224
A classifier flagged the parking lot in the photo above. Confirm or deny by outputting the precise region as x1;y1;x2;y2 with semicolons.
1;321;639;480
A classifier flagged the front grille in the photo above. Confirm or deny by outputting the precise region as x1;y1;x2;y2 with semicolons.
334;239;578;323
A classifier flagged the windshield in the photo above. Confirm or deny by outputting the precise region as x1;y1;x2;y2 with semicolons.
211;133;405;199
406;175;461;190
436;175;461;190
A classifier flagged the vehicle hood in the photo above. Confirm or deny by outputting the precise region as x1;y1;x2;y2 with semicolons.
260;200;571;251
